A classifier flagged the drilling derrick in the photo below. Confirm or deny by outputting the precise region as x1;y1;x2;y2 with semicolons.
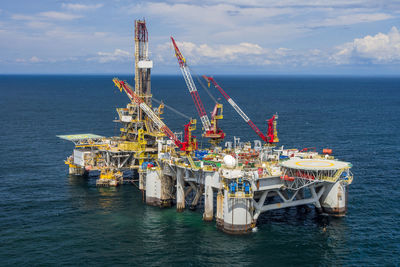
114;20;160;191
118;20;158;142
135;20;152;109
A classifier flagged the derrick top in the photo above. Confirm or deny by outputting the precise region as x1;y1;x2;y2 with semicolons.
135;20;148;42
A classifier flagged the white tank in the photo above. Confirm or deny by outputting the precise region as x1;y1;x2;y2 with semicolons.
223;155;236;169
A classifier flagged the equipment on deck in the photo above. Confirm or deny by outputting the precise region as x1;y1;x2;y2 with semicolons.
113;78;196;153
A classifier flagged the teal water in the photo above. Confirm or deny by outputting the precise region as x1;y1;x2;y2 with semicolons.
0;75;399;265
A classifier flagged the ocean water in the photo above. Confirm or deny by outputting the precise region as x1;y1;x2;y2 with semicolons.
0;75;399;266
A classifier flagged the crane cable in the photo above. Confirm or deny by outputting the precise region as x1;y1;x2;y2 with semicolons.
152;97;191;120
190;67;218;104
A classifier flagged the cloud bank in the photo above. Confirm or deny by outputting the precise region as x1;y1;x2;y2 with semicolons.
1;0;399;74
158;27;400;68
61;3;104;11
334;27;400;64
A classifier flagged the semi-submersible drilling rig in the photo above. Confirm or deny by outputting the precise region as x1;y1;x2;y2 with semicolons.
59;20;353;234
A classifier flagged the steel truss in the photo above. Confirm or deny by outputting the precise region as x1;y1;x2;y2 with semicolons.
252;185;325;220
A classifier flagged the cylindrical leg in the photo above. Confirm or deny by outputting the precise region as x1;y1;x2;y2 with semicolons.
160;175;173;208
145;170;161;206
203;174;214;221
190;185;202;210
176;168;185;212
320;181;347;216
216;190;224;228
139;172;145;190
221;189;253;234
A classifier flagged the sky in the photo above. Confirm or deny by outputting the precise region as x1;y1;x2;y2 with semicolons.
0;0;399;75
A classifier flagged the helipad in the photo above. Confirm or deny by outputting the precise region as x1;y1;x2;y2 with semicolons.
280;158;350;171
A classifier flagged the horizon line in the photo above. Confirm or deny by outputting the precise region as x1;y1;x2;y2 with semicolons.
1;73;400;77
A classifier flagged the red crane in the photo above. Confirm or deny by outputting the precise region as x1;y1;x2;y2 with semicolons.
171;37;210;130
171;37;225;145
203;76;278;144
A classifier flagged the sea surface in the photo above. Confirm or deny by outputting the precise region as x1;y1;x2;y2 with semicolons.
0;75;399;266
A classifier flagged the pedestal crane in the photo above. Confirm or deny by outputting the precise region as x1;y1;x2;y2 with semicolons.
171;37;225;145
203;76;278;144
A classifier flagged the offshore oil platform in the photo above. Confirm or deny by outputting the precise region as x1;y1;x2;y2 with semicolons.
58;20;353;234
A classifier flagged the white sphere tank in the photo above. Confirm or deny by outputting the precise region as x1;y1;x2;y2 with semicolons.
223;155;236;169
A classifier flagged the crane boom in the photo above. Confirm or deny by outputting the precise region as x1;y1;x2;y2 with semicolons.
171;37;211;131
203;76;274;144
113;78;184;149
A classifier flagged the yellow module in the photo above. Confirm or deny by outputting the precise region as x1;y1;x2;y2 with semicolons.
97;168;123;187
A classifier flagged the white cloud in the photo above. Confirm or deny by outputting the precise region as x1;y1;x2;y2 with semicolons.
39;11;82;20
3;0;400;73
12;11;82;22
158;41;265;65
159;0;391;8
26;21;53;29
172;41;263;60
157;40;331;67
93;32;108;38
202;43;263;58
61;3;104;11
88;49;132;63
127;2;308;48
318;13;394;27
15;56;43;63
126;1;396;48
11;14;36;20
333;27;400;64
29;56;42;63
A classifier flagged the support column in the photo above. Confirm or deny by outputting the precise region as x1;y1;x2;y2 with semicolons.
69;165;85;176
297;188;305;200
313;186;323;213
203;174;213;221
176;168;185;212
160;175;173;207
190;184;202;210
297;188;311;212
216;190;224;228
320;181;347;216
139;172;145;190
145;170;161;206
221;189;253;234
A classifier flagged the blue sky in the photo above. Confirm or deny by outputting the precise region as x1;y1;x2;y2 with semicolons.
0;0;399;75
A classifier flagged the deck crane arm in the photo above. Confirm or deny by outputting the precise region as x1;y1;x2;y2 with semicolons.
170;37;211;132
203;76;276;144
113;78;185;149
